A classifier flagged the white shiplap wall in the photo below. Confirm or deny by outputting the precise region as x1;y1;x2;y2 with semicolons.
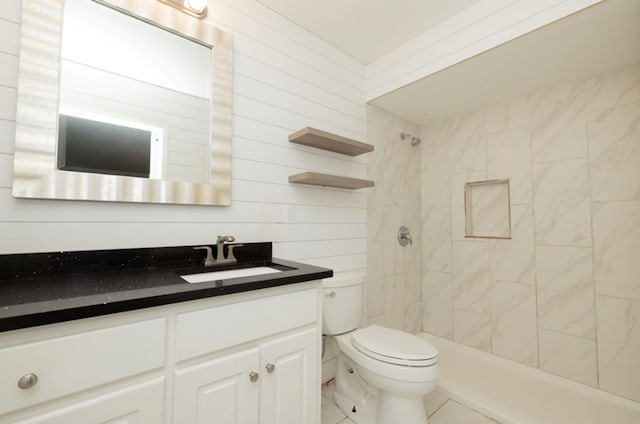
365;0;603;101
0;0;367;275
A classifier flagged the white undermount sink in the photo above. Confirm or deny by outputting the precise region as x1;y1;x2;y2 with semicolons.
181;266;282;284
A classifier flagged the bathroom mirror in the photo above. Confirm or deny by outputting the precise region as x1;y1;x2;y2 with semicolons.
12;0;233;205
464;179;511;239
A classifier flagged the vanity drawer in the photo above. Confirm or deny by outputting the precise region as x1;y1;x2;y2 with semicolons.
0;318;166;415
176;288;318;362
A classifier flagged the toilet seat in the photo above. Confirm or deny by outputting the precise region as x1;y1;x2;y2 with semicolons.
351;325;438;367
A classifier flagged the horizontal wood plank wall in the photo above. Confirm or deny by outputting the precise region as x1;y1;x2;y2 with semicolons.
0;0;367;275
365;0;602;101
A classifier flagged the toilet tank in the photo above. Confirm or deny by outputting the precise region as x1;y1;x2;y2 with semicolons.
322;272;365;335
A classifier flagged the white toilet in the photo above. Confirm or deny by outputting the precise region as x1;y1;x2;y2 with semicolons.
323;273;438;424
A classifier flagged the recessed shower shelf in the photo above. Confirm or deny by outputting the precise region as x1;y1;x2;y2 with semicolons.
288;172;374;190
289;127;374;156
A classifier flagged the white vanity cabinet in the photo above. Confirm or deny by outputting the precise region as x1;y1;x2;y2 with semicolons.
173;287;320;424
0;282;322;424
0;317;167;424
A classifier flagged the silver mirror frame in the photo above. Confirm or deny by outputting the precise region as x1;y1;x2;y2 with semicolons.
12;0;233;205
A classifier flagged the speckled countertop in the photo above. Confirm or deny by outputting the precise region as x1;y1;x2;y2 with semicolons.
0;242;332;332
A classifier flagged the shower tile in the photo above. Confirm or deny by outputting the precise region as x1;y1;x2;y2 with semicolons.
452;171;487;240
404;240;422;302
421;122;451;211
490;281;538;367
454;308;491;352
449;111;487;176
533;158;591;247
367;183;384;241
453;241;491;314
422;207;451;272
423;271;453;339
406;173;423;229
382;142;405;208
485;94;530;134
538;329;597;388
536;245;595;339
530;80;588;163
366;240;384;317
489;205;535;285
384;274;405;331
486;127;532;205
404;301;423;334
592;201;640;301
422;237;451;274
586;63;640;112
366;313;385;327
588;101;640;202
423;207;451;240
596;295;640;402
382;205;403;276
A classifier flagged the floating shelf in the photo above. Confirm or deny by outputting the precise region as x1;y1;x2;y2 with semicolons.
289;127;374;156
288;172;374;190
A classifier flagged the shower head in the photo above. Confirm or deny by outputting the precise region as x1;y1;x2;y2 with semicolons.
400;132;421;146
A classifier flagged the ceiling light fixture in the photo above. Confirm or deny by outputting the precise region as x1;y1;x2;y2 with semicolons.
157;0;208;19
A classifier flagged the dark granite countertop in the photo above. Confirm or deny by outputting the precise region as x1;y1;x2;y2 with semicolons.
0;242;333;332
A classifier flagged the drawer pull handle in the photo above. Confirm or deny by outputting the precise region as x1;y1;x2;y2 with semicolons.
18;373;38;390
266;363;275;373
325;291;336;298
249;371;259;383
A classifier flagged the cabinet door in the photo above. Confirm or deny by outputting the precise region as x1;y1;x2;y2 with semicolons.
259;328;319;424
12;378;164;424
174;348;260;424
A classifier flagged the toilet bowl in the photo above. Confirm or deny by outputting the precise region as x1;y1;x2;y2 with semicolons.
323;273;438;424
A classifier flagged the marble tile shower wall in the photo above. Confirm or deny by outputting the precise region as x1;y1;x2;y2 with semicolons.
366;105;422;333
420;63;640;403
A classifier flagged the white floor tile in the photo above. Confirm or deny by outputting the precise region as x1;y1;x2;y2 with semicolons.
321;394;347;424
321;383;499;424
424;390;449;417
429;399;497;424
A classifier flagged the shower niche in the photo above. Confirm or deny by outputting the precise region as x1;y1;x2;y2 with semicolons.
464;179;511;239
288;127;375;189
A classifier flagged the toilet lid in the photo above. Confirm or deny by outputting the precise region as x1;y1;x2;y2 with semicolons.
352;325;438;367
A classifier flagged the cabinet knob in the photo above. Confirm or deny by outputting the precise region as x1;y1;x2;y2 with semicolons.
17;373;38;390
249;371;259;383
265;363;275;373
325;291;336;298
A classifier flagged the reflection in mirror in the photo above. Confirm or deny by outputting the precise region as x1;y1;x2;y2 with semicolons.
60;0;211;183
12;0;233;205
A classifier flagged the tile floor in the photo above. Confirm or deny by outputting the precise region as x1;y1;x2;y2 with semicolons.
321;381;500;424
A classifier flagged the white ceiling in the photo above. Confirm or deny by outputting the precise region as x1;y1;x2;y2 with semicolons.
371;0;640;124
256;0;480;64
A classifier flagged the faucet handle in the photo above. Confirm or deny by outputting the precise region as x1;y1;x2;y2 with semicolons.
216;235;235;243
193;246;214;266
227;244;244;263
